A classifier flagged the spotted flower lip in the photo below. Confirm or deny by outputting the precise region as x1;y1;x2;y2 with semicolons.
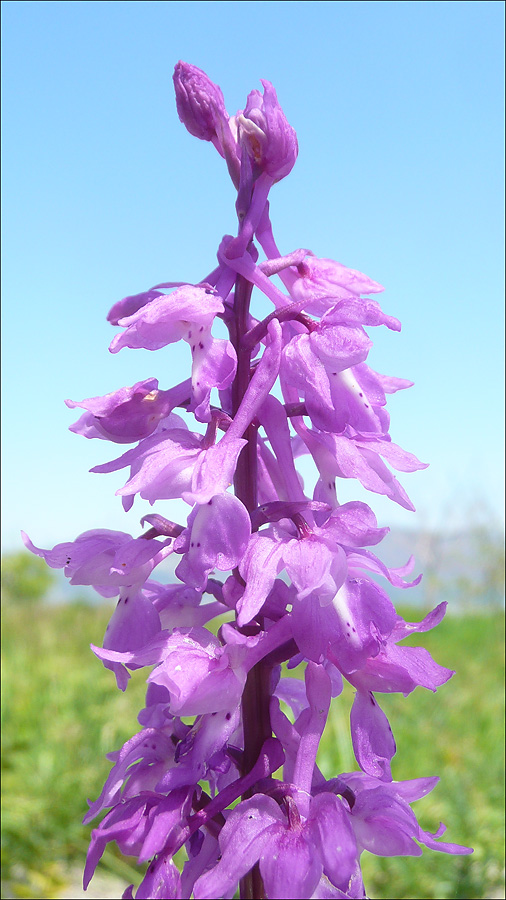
237;520;348;625
108;284;237;422
109;284;224;348
173;492;251;591
286;257;385;317
280;298;406;435
343;601;455;697
91;616;293;718
92;625;247;717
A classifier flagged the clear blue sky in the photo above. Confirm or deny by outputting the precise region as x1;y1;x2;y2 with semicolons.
2;0;504;553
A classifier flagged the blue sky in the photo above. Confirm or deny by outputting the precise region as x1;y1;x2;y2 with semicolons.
2;0;504;553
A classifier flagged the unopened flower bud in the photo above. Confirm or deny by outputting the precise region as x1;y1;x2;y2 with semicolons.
173;60;228;142
236;80;298;182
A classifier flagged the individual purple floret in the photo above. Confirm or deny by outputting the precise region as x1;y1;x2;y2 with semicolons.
21;528;172;597
24;61;472;899
237;79;298;183
66;379;191;443
109;284;237;422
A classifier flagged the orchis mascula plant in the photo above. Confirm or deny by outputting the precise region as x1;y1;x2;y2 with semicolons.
24;63;472;899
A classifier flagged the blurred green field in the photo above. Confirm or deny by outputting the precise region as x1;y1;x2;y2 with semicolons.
1;559;504;899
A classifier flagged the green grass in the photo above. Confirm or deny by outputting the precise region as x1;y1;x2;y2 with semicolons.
1;600;504;899
1;600;149;898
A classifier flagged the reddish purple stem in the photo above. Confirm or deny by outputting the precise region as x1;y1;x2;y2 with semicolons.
231;271;271;900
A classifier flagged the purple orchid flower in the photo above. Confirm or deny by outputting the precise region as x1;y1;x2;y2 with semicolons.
83;725;184;825
24;62;472;900
173;492;251;590
84;788;192;889
192;790;356;900
340;771;472;857
236;79;298;183
283;255;385;318
192;665;356;898
21;528;172;598
123;855;183;900
292;420;428;511
91;625;247;715
91;615;293;715
66;378;191;443
109;284;237;422
89;420;246;510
